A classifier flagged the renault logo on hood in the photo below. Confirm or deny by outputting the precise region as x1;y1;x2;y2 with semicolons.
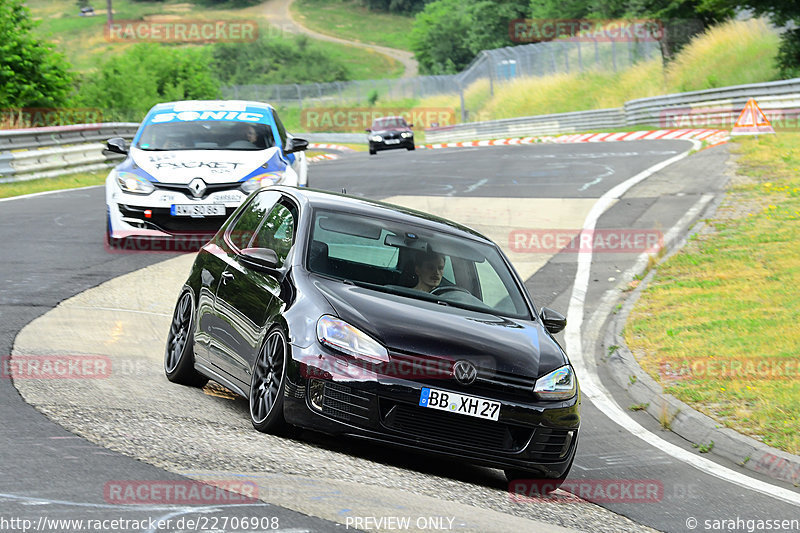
188;178;207;198
453;360;478;386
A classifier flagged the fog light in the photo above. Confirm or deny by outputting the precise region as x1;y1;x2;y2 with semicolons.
144;209;152;219
309;379;325;410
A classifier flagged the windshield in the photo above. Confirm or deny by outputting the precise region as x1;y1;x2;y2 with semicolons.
372;117;408;129
135;120;276;151
306;209;531;319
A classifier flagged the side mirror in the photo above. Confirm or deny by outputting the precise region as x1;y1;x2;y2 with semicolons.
408;123;414;128
106;137;128;155
540;307;567;334
365;129;371;133
240;247;279;271
285;137;308;154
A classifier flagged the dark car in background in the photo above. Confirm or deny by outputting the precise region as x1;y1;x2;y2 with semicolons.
366;116;415;155
164;186;580;490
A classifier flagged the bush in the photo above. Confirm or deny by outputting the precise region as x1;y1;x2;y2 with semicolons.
73;44;220;121
212;34;350;85
0;0;73;109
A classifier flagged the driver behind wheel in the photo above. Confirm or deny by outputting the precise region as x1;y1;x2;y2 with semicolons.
413;250;445;292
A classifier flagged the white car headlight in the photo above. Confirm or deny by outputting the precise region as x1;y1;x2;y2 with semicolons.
241;171;284;193
400;132;412;138
115;170;154;195
316;315;389;363
533;365;576;400
369;135;383;142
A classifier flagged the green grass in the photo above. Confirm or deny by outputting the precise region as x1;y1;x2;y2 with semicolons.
291;0;414;51
624;133;800;454
26;0;402;79
0;170;108;199
420;18;781;124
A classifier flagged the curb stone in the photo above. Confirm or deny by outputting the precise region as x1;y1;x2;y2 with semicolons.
600;154;800;487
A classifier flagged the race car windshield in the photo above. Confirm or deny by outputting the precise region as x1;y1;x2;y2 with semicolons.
307;209;532;319
135;121;276;151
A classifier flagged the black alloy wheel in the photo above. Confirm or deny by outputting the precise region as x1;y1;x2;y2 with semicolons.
164;290;208;387
249;328;288;433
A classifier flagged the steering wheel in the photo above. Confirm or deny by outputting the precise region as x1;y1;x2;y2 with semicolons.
431;286;472;296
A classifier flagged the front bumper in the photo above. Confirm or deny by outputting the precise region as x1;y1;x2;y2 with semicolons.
369;138;415;152
106;175;247;240
284;343;580;477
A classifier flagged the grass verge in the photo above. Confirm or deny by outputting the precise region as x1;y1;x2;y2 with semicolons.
417;18;780;124
291;0;414;51
624;133;800;454
26;0;402;79
0;170;108;199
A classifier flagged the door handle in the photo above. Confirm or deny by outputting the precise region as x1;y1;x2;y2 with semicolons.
221;271;234;284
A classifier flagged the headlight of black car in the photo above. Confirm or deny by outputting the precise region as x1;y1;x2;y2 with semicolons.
533;365;576;400
316;315;390;363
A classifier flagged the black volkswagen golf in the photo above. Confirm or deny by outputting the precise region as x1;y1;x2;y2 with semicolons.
165;186;580;489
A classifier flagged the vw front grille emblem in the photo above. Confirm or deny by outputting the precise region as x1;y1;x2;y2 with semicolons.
453;360;478;385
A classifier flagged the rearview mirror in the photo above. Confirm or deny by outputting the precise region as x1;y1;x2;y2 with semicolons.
240;247;279;271
540;307;566;334
106;137;128;155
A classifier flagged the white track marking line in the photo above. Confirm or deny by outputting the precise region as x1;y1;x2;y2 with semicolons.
565;140;800;507
0;185;102;203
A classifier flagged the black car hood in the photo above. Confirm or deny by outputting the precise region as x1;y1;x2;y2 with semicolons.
313;277;567;378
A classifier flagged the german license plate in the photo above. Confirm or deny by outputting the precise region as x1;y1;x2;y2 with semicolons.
384;139;400;145
419;388;501;421
171;204;226;217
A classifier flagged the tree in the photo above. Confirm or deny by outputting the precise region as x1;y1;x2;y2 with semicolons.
74;44;220;121
530;0;735;61
411;0;529;74
0;0;73;109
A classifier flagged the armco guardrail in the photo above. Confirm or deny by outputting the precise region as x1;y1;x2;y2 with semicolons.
426;77;800;143
0;123;139;183
425;108;625;143
626;78;800;125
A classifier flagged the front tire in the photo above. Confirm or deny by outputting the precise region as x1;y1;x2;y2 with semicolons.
164;290;208;387
249;328;288;433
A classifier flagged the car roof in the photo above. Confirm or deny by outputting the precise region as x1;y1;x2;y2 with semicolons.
274;187;491;243
147;100;275;113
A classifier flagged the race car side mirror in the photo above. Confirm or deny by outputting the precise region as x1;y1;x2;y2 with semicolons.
106;137;128;155
285;137;309;154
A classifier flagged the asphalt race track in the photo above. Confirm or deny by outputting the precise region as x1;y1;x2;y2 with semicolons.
2;141;799;532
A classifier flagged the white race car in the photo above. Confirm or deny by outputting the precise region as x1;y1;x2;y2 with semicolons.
105;100;308;245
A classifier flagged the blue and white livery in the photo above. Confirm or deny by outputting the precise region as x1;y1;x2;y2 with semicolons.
105;100;308;242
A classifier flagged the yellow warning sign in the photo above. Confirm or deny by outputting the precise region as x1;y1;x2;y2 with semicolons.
731;98;775;136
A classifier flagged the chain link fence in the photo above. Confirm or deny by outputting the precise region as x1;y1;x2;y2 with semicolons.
222;39;661;109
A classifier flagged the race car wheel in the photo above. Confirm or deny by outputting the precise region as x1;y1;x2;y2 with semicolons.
249;327;288;433
164;290;208;387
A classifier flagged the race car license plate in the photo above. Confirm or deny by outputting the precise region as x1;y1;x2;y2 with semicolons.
419;388;500;421
384;139;400;144
171;204;226;217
